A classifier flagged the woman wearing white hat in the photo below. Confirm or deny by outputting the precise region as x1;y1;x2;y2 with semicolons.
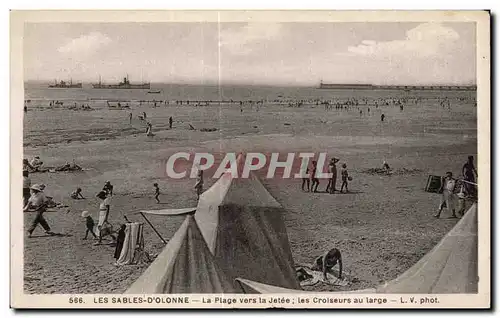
23;184;54;237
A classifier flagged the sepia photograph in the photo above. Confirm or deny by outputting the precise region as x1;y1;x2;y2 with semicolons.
10;10;490;309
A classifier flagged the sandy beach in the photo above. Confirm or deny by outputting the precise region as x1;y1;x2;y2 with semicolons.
22;88;476;294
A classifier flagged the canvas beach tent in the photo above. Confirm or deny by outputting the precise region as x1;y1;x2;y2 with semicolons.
194;169;301;290
126;214;239;293
233;203;478;294
127;153;300;293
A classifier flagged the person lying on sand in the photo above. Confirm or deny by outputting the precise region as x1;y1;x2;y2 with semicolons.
70;188;85;200
311;248;343;280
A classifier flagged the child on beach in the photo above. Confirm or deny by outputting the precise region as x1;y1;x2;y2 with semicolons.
70;188;85;200
340;164;349;193
81;211;97;240
153;183;160;203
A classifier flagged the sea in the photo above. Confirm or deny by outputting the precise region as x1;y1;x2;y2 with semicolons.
24;82;476;109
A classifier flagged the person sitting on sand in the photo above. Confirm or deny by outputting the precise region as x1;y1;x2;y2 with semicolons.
81;210;97;240
435;172;458;219
103;181;113;196
153;183;160;204
23;159;35;172
311;248;343;280
24;184;55;237
30;156;43;169
70;188;85;200
340;164;349;193
310;161;320;193
383;161;391;173
381;114;385;122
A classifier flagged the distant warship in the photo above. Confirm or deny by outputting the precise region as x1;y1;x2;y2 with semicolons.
48;79;82;88
92;75;150;89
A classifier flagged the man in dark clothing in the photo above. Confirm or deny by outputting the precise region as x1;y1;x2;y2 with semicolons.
169;116;173;129
23;170;31;206
310;161;320;193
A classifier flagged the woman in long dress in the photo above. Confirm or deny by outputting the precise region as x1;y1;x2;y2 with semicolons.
95;191;112;244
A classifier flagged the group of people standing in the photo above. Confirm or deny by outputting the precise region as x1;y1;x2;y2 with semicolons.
435;156;478;219
301;158;351;194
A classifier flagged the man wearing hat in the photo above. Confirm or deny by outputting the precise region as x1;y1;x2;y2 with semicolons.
23;184;54;237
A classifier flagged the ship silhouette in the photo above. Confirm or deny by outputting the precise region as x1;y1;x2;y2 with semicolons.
48;79;82;89
92;75;150;89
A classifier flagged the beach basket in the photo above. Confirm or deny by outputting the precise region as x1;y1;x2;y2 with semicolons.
425;175;443;193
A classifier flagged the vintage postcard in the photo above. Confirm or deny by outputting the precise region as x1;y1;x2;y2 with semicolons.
10;10;490;309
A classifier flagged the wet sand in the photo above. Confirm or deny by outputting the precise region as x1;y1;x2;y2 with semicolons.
22;97;477;293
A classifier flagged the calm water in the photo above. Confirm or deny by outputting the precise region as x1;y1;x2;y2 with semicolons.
24;82;476;109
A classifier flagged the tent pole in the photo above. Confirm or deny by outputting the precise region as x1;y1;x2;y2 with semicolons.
140;212;167;244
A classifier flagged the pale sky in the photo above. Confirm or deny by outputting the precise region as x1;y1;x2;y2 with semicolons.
23;22;476;86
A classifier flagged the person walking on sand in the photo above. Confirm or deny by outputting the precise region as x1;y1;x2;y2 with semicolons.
153;183;160;203
435;172;458;219
340;164;350;193
310;161;320;193
169;116;173;129
129;112;133;124
81;211;97;240
24;184;55;237
23;170;31;206
381;114;385;122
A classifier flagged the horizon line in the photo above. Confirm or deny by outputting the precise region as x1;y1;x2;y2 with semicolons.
23;79;478;87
